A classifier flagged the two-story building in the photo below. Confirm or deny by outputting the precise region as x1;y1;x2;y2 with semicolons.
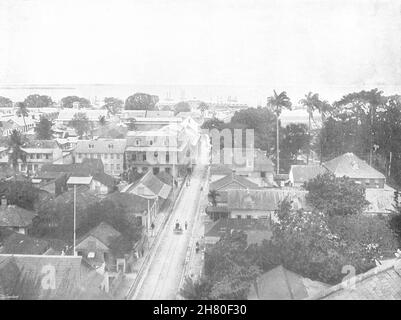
125;130;191;176
17;140;63;174
74;139;126;176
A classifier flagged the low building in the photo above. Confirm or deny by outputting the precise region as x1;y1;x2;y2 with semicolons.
204;218;271;247
227;189;310;220
18;140;63;174
248;265;329;300
323;152;386;188
0;197;36;235
74;139;126;176
76;222;121;271
288;164;328;187
56;109;109;127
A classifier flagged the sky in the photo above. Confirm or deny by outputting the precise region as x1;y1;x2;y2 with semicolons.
0;0;400;88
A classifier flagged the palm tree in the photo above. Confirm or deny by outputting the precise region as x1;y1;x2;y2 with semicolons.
267;90;292;174
198;102;209;116
299;92;322;164
15;102;29;130
7;129;27;176
208;189;220;207
98;115;107;126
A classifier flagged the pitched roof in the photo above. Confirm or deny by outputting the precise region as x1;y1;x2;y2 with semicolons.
204;218;271;245
79;222;121;247
0;254;82;298
248;265;329;300
74;139;126;154
323;153;385;180
309;259;401;300
227;189;310;211
105;192;155;214
290;165;328;184
125;171;172;199
0;205;36;228
41;158;103;175
23;140;59;149
92;172;116;188
210;174;260;191
156;172;174;186
0;233;49;255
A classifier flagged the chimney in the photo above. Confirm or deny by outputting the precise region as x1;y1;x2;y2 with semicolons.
1;196;7;209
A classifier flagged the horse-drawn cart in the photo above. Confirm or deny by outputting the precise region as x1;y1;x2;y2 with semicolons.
173;221;183;234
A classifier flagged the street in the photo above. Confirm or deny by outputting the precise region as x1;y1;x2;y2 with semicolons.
131;135;210;300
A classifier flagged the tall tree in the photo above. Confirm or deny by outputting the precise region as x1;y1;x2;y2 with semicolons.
15;102;29;127
68;112;90;138
102;97;123;115
280;123;310;168
98;115;107;127
35;117;53;140
23;94;53;108
267;90;292;174
208;190;220;207
0;96;13;108
7;130;27;174
299;92;324;164
124;93;159;110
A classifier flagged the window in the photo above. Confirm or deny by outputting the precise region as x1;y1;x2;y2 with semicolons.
154;151;158;158
46;154;50;160
34;164;38;171
246;215;252;219
21;164;27;171
104;154;108;159
28;164;32;171
110;154;114;159
149;140;153;146
36;154;41;159
116;154;120;160
153;167;160;174
143;153;146;161
135;139;140;146
132;154;136;161
116;164;121;170
165;167;171;174
166;153;170;163
237;215;242;220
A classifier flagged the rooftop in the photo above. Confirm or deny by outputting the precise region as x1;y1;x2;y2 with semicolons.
78;222;121;248
210;173;260;191
290;164;328;184
323;152;386;180
0;203;36;228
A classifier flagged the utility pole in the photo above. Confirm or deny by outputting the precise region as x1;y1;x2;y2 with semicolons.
276;116;280;175
389;151;393;178
73;184;77;256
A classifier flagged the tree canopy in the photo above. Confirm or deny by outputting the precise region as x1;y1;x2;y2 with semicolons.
304;172;369;216
23;94;53;108
124;93;159;110
0;96;13;108
68;112;91;138
61;96;91;109
35;117;53;140
103;97;123;114
174;101;191;115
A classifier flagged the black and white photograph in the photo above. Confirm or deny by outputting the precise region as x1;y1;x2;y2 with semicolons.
0;0;401;305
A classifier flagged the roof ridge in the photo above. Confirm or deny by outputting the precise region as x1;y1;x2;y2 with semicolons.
307;260;401;300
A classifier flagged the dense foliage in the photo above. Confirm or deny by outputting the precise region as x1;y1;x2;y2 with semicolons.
304;172;369;216
68;112;91;138
124;93;158;110
23;94;53;108
35;117;54;140
61;96;91;109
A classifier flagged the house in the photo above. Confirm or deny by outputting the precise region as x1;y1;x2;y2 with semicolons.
308;258;401;300
125;130;191;176
0;197;36;235
0;115;35;136
41;158;104;176
248;265;329;300
74;139;126;176
204;218;272;246
227;189;310;220
18;140;63;174
323;152;386;188
208;173;260;209
121;109;182;131
211;148;275;187
122;170;172;201
67;174;115;195
288;164;328;187
106;192;157;232
76;222;121;271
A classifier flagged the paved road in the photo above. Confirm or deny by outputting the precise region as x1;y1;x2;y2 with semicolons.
132;136;210;300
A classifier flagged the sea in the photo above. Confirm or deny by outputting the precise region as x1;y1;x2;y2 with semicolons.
0;84;400;107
